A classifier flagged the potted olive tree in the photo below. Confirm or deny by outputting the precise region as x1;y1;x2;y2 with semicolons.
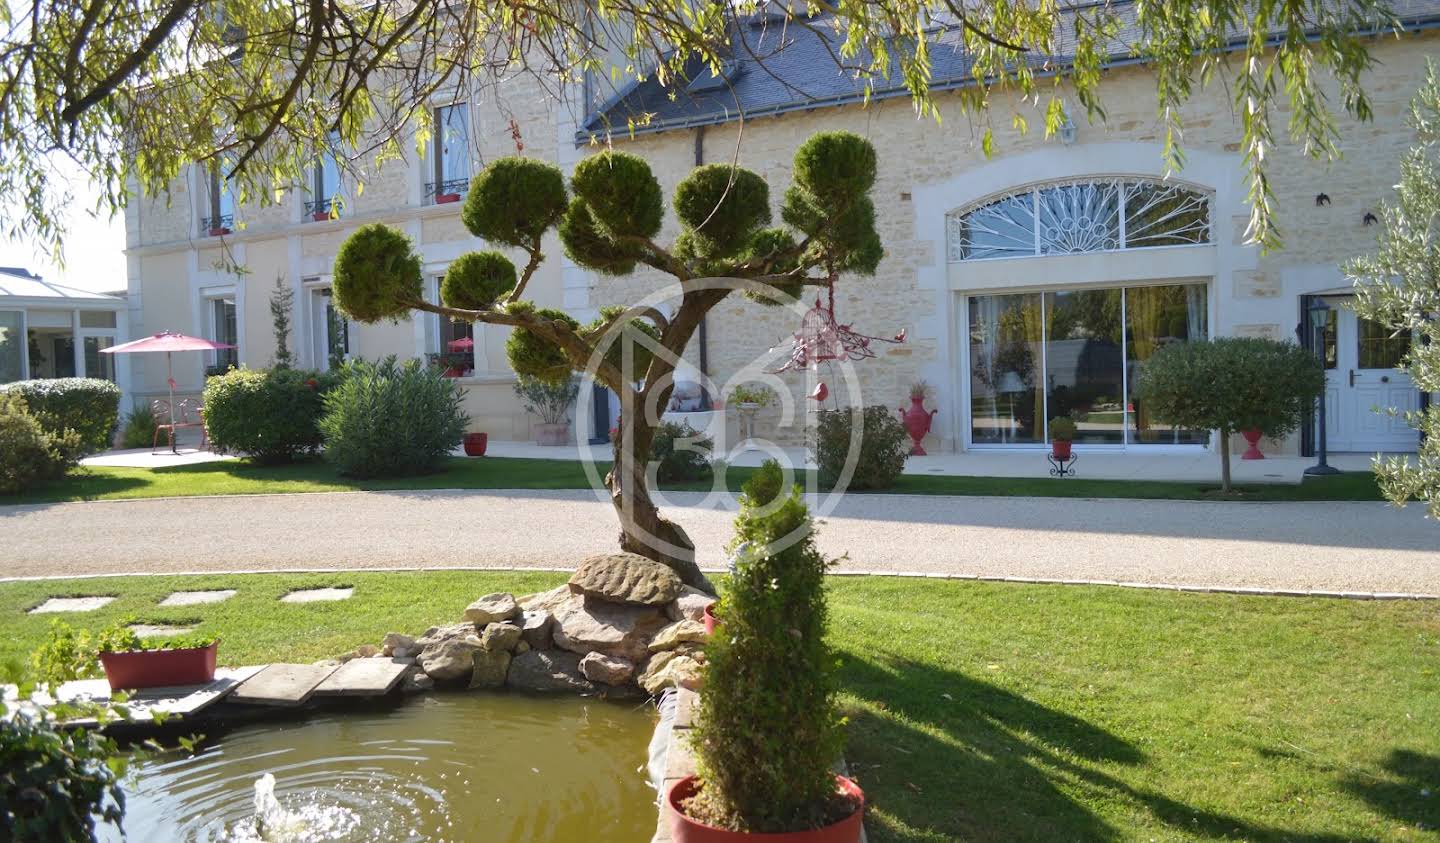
668;460;863;842
1134;337;1324;492
1048;416;1077;459
514;374;578;446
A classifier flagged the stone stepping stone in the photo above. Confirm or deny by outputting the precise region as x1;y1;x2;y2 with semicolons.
29;596;114;614
313;658;411;697
129;624;196;639
279;587;353;603
229;663;338;707
159;590;237;607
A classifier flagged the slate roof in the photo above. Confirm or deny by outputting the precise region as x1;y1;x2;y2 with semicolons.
581;0;1440;140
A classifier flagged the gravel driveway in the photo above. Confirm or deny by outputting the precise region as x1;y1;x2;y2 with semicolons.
3;489;1438;593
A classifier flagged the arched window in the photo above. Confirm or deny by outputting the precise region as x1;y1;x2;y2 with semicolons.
947;178;1212;262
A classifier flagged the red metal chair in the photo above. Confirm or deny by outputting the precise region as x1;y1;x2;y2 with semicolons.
152;398;207;453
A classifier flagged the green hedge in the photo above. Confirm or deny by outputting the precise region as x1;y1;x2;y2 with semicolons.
319;356;467;478
202;367;333;463
1;378;120;455
0;393;82;495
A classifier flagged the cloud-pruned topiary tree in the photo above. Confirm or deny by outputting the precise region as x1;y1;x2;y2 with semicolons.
1134;337;1324;492
331;132;884;593
1346;62;1440;518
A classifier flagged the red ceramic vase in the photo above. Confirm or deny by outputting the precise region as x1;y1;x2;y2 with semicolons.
1051;440;1073;460
1241;428;1265;460
667;775;865;843
702;602;719;634
897;397;937;456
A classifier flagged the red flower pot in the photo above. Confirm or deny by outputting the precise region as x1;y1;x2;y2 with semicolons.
463;432;488;457
99;641;218;691
1241;428;1265;460
208;227;230;237
436;192;462;204
444;366;465;378
312;211;332;222
1051;440;1073;460
897;396;937;456
667;775;864;843
702;602;719;634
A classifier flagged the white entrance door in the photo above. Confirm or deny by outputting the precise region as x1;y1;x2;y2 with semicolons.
308;287;351;371
1321;303;1419;453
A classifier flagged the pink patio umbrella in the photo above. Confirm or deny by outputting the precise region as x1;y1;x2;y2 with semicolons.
101;332;236;452
446;336;475;351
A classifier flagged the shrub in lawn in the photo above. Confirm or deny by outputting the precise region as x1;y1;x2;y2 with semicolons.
119;403;159;449
1;378;120;456
688;460;848;832
202;367;331;463
0;393;81;495
320;356;467;478
650;420;713;483
813;404;910;490
1135;337;1324;492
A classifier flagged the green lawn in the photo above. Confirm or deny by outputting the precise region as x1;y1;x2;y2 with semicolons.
0;456;1386;504
2;572;1435;840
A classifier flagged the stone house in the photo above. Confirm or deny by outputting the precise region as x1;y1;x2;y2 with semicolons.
123;6;1440;457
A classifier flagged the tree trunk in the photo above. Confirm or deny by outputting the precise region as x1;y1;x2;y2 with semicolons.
1219;429;1232;493
606;387;716;595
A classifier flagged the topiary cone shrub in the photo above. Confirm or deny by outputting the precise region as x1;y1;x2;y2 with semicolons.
1134;337;1324;492
684;459;856;834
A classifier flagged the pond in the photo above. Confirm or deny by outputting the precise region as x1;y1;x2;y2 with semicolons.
106;693;658;843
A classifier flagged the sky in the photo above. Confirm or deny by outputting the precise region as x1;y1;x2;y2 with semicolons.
0;155;128;295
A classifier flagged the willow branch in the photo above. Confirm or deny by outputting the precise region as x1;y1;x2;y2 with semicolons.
60;0;199;123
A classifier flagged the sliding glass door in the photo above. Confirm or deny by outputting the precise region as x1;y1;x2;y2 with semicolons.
967;282;1208;448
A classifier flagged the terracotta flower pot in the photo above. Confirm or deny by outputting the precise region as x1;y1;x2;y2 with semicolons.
535;422;569;446
702;602;719;634
1241;428;1265;460
666;775;865;843
436;192;461;204
463;432;488;457
312;211;331;222
99;641;218;691
208;227;230;237
1051;440;1073;460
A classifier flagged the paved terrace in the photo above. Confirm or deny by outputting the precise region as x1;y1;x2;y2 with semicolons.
3;488;1436;594
82;435;1387;483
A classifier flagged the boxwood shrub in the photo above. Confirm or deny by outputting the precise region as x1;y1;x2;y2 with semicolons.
319;356;467;478
0;392;82;495
1;378;120;455
202;367;332;463
813;405;910;490
650;420;713;483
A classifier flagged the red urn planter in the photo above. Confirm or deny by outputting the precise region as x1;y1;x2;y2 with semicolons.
312;211;332;222
1241;428;1265;460
666;775;865;843
897;397;937;456
463;432;488;457
444;366;466;378
702;602;719;634
99;641;218;691
208;227;231;237
435;192;462;204
1051;439;1073;460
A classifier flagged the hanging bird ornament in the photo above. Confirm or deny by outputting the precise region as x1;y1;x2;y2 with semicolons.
769;283;907;375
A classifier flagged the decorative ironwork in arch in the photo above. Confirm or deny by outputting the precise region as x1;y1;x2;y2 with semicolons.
946;178;1212;262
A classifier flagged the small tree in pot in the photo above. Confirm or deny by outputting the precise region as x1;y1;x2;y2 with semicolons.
1134;337;1324;492
670;460;862;842
513;374;578;445
1048;416;1077;459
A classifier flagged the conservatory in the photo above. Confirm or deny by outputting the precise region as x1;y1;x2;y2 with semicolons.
0;267;127;387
